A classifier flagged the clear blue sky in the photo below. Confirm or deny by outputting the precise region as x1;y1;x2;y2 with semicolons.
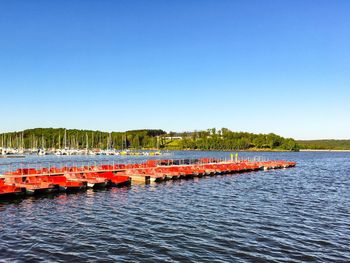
1;0;349;139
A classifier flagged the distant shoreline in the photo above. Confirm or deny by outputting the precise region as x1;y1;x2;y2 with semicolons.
300;149;350;152
171;148;292;152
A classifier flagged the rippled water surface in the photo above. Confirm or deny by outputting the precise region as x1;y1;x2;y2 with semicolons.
1;151;350;262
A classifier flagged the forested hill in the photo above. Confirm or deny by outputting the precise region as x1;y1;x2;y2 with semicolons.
297;140;350;150
169;129;299;151
0;128;299;151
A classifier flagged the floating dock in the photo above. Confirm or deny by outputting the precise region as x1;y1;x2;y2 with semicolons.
0;158;296;199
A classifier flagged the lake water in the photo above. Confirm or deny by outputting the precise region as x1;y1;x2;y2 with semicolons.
1;151;350;262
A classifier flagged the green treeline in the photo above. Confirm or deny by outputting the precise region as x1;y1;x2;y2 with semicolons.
297;140;350;150
0;128;166;150
167;128;299;151
0;127;299;151
4;127;350;151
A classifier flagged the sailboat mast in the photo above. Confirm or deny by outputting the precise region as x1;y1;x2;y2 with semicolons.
58;132;61;149
86;132;88;152
108;132;112;150
64;129;67;149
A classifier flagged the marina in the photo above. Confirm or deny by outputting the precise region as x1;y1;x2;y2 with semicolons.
0;147;163;157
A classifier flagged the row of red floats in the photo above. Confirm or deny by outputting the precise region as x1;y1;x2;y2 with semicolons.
123;160;296;182
0;171;131;198
0;158;296;199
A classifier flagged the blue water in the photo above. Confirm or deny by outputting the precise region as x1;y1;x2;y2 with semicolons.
1;151;350;262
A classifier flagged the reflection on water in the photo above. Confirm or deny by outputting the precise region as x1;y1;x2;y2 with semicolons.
1;151;350;262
